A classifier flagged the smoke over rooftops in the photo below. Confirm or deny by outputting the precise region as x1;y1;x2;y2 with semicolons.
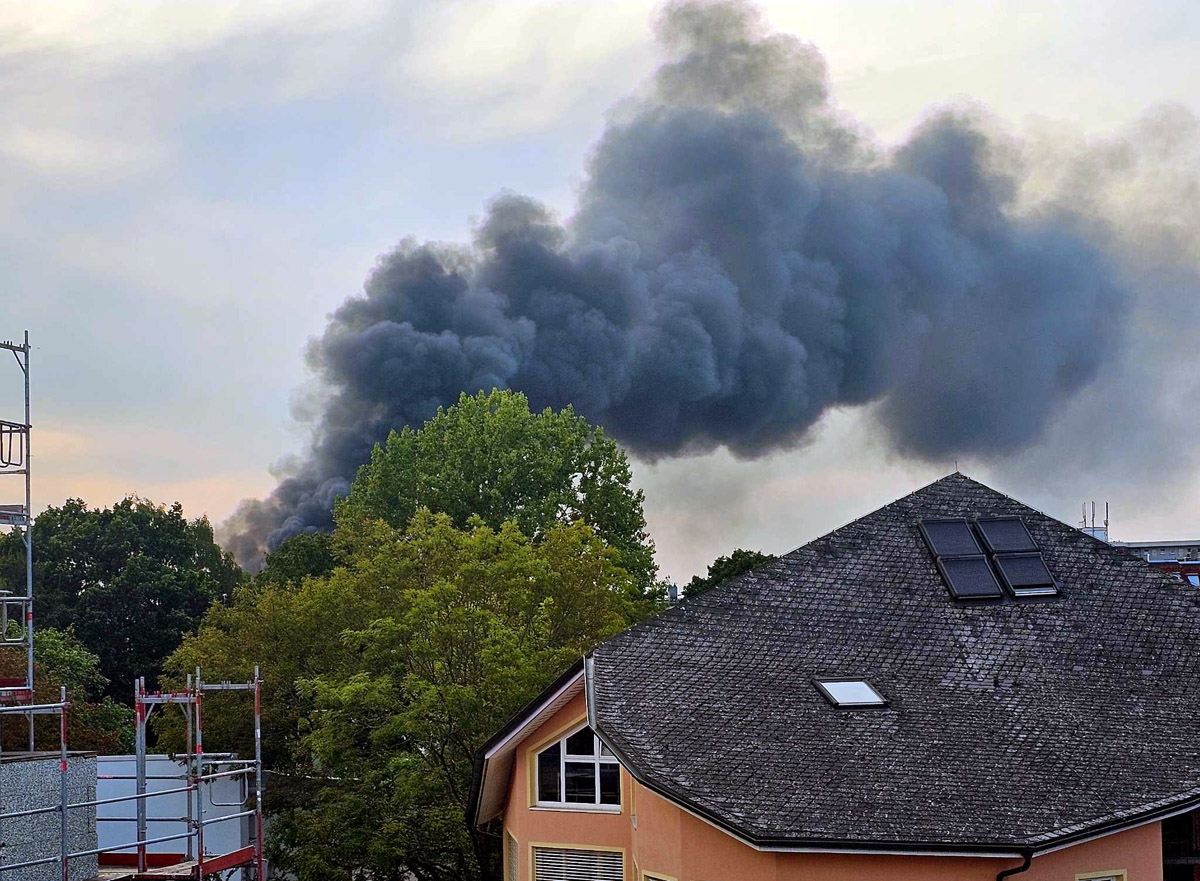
221;0;1195;569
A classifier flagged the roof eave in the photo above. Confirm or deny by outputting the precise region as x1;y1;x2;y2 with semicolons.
469;657;585;828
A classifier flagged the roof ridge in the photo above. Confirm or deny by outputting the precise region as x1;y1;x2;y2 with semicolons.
774;470;969;561
661;470;976;611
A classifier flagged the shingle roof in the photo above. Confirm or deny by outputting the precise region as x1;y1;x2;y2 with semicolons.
587;473;1200;852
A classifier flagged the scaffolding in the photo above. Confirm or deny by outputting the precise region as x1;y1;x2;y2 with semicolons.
0;332;266;879
0;670;265;880
0;333;34;751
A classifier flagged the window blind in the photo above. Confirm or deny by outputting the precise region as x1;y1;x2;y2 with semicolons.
532;846;623;881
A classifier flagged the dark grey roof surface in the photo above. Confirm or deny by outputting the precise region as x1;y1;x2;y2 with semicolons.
588;474;1200;850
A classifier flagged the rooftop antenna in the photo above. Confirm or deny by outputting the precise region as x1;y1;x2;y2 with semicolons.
1079;500;1111;542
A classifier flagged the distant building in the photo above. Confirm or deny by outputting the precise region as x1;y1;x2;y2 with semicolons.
1074;504;1200;586
1112;539;1200;586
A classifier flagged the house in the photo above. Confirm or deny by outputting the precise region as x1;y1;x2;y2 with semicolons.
470;474;1200;881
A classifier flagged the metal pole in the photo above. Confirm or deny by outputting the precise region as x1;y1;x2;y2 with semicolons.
195;667;204;875
185;673;194;862
254;666;264;881
135;679;147;873
24;332;33;752
58;686;68;881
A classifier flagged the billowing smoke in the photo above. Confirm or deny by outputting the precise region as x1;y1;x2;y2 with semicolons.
223;0;1157;567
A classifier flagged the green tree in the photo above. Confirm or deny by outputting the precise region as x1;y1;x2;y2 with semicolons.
683;548;776;599
33;626;107;695
0;497;243;699
167;511;633;881
339;389;659;611
255;532;337;589
0;627;135;752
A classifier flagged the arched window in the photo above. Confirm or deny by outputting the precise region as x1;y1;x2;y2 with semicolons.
535;724;620;807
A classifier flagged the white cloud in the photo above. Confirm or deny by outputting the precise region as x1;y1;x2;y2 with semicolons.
0;124;165;176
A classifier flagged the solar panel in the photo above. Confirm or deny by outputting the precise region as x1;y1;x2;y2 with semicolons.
994;553;1058;596
977;517;1038;554
936;555;1003;599
919;519;982;557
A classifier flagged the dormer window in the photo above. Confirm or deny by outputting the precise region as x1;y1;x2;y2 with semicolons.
535;724;620;808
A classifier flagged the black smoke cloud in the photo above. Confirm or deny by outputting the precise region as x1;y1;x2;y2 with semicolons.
223;0;1132;567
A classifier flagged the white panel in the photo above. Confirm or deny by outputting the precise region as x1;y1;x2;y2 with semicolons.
533;846;623;881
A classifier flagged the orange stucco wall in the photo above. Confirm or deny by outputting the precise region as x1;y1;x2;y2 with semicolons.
501;693;1164;881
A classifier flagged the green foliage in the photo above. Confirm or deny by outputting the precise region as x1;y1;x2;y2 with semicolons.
168;510;633;881
0;497;244;699
0;627;136;753
161;561;374;771
340;390;658;608
70;697;136;753
33;626;107;695
683;548;776;599
256;533;337;588
165;393;665;879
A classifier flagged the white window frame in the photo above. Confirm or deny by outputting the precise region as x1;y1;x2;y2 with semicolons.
533;722;621;812
1075;873;1126;881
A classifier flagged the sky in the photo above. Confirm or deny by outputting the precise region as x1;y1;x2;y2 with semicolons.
2;0;1198;583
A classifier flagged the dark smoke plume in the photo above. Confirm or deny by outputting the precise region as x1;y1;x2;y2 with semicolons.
223;0;1134;567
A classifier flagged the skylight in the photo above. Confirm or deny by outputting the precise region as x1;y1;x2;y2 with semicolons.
920;516;1058;601
937;555;1004;599
994;552;1057;597
815;679;886;707
919;519;982;557
976;517;1038;554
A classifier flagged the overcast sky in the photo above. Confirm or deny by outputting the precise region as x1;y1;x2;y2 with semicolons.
2;0;1198;582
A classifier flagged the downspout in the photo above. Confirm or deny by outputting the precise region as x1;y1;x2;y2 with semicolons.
996;849;1032;880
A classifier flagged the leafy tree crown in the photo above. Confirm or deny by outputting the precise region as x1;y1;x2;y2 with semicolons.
339;389;656;591
684;548;776;599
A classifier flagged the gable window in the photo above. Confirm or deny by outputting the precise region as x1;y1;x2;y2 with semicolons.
535;724;620;808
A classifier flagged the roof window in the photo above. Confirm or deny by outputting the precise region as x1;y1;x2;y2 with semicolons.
994;552;1057;597
920;518;1002;600
936;555;1004;599
815;679;887;707
976;517;1038;554
921;516;1058;600
919;518;983;557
